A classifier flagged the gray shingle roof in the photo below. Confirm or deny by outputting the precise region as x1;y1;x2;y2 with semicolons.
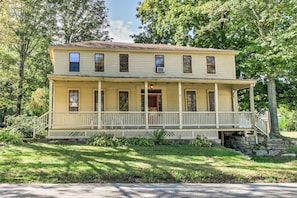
52;40;239;54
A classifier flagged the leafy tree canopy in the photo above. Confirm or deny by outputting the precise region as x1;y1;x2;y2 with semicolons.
134;0;297;134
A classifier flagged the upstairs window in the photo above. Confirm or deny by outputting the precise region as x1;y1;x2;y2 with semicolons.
95;53;104;72
155;55;164;67
155;55;164;72
206;56;216;74
69;53;80;72
183;55;192;73
119;54;129;72
69;90;79;111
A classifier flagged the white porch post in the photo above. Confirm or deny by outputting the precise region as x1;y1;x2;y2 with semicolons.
178;82;182;129
48;80;53;129
215;83;219;128
98;80;102;129
145;81;149;129
232;90;238;112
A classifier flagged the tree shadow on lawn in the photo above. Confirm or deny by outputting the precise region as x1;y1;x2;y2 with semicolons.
0;143;264;183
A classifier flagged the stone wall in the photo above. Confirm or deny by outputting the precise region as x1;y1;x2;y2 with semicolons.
224;132;297;156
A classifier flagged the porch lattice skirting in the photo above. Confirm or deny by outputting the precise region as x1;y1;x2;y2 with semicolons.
48;129;221;141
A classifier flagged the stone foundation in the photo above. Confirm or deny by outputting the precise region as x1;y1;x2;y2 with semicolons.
224;132;297;156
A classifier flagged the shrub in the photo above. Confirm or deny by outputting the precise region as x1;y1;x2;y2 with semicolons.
6;115;36;138
152;128;168;145
86;134;154;147
0;129;23;145
191;136;212;147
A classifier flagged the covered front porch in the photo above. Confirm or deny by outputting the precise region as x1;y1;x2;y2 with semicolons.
40;76;268;139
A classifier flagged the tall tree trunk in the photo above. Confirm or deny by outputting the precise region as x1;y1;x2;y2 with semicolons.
16;59;24;115
267;78;280;135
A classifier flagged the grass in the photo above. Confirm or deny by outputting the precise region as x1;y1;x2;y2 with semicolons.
0;143;297;183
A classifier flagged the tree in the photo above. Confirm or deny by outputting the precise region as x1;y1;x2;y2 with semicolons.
0;0;110;116
134;0;297;135
1;0;55;115
53;0;110;44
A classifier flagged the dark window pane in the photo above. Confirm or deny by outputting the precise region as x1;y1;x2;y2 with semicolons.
69;53;80;72
183;55;192;73
95;53;104;72
120;54;129;72
209;91;215;111
119;91;129;111
186;91;196;111
206;56;215;74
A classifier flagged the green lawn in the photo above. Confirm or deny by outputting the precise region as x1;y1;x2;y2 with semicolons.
0;143;296;183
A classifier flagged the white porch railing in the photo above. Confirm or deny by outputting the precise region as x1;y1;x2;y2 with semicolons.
183;112;216;127
50;111;255;130
33;112;49;137
255;113;269;136
219;112;252;128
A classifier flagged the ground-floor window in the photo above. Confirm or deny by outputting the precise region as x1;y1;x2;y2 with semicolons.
208;91;215;111
94;90;104;111
141;89;162;111
119;91;129;111
186;90;196;111
69;90;79;111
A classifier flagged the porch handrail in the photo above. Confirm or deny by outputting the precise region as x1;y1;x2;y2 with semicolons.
254;113;269;137
50;111;258;131
33;112;49;138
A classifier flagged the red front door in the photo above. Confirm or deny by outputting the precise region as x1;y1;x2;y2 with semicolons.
148;94;158;111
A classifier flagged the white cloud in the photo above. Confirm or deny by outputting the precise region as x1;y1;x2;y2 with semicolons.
108;20;137;43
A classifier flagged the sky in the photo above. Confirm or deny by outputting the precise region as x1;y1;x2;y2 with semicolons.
105;0;143;43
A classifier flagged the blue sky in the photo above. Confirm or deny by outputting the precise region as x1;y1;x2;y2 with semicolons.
105;0;143;43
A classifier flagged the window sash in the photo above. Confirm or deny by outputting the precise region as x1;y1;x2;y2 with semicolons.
206;56;216;74
120;54;129;72
95;53;104;72
183;55;192;73
69;90;79;111
69;53;80;72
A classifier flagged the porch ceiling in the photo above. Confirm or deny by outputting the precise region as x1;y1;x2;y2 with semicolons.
48;75;256;90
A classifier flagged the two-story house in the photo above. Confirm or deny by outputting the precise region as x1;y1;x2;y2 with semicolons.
37;41;267;141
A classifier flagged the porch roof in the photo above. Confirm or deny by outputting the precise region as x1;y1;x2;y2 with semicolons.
48;74;256;90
